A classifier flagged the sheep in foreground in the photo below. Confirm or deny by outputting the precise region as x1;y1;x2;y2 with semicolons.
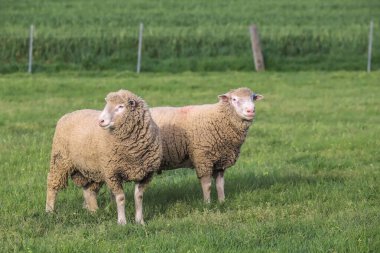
45;90;162;225
150;87;263;203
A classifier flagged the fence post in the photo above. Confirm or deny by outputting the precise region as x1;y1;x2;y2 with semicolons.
367;19;374;73
137;23;144;74
249;25;265;72
28;25;34;73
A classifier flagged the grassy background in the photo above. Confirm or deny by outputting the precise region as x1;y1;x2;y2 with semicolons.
1;0;380;73
0;71;379;252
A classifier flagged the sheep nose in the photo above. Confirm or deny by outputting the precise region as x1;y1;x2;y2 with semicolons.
98;119;105;126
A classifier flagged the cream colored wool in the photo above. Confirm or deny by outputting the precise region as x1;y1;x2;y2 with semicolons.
150;87;263;202
46;90;162;224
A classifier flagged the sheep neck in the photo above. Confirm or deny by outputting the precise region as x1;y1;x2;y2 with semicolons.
217;102;252;143
112;109;150;144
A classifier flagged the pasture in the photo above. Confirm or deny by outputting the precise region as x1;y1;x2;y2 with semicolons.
0;71;379;252
1;0;379;72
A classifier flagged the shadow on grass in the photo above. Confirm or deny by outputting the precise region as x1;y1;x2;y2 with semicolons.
140;168;346;219
35;168;346;226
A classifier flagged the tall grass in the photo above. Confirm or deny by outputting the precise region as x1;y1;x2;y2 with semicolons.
1;0;379;73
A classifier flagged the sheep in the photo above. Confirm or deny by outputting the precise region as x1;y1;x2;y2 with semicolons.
45;89;162;225
150;87;263;203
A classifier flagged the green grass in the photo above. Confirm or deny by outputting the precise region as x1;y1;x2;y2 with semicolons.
1;0;379;72
0;71;379;252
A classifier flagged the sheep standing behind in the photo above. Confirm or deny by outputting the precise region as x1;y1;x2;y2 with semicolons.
150;87;263;203
46;90;162;225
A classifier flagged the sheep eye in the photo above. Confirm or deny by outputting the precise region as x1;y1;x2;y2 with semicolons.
115;104;125;111
232;98;237;102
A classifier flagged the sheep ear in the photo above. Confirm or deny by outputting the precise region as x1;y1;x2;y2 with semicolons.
128;99;137;109
218;94;230;102
253;94;264;101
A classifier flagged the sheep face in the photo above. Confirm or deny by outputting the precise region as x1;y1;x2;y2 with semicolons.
98;90;139;129
219;87;263;121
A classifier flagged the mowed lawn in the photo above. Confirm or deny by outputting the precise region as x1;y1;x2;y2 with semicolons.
0;71;379;252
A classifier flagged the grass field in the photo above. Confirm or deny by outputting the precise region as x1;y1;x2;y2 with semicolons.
0;70;379;252
1;0;380;72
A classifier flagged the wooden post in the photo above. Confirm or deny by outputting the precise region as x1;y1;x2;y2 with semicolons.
28;25;34;73
137;23;143;74
249;25;265;72
367;19;374;73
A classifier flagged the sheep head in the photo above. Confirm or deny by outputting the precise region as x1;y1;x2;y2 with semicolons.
98;89;142;130
218;87;263;121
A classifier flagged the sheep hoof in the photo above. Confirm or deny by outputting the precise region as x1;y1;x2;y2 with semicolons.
136;219;145;226
45;205;54;213
204;199;211;204
82;202;98;212
87;207;98;213
118;219;127;225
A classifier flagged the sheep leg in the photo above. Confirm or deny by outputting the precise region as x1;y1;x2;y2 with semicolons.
70;171;101;211
134;184;145;225
115;192;126;225
106;177;126;225
45;187;57;212
110;191;116;203
83;188;97;211
134;175;153;225
213;170;225;203
46;169;69;212
200;175;212;203
82;182;102;212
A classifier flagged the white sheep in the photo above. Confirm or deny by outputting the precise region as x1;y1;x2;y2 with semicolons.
150;87;263;203
45;90;162;225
